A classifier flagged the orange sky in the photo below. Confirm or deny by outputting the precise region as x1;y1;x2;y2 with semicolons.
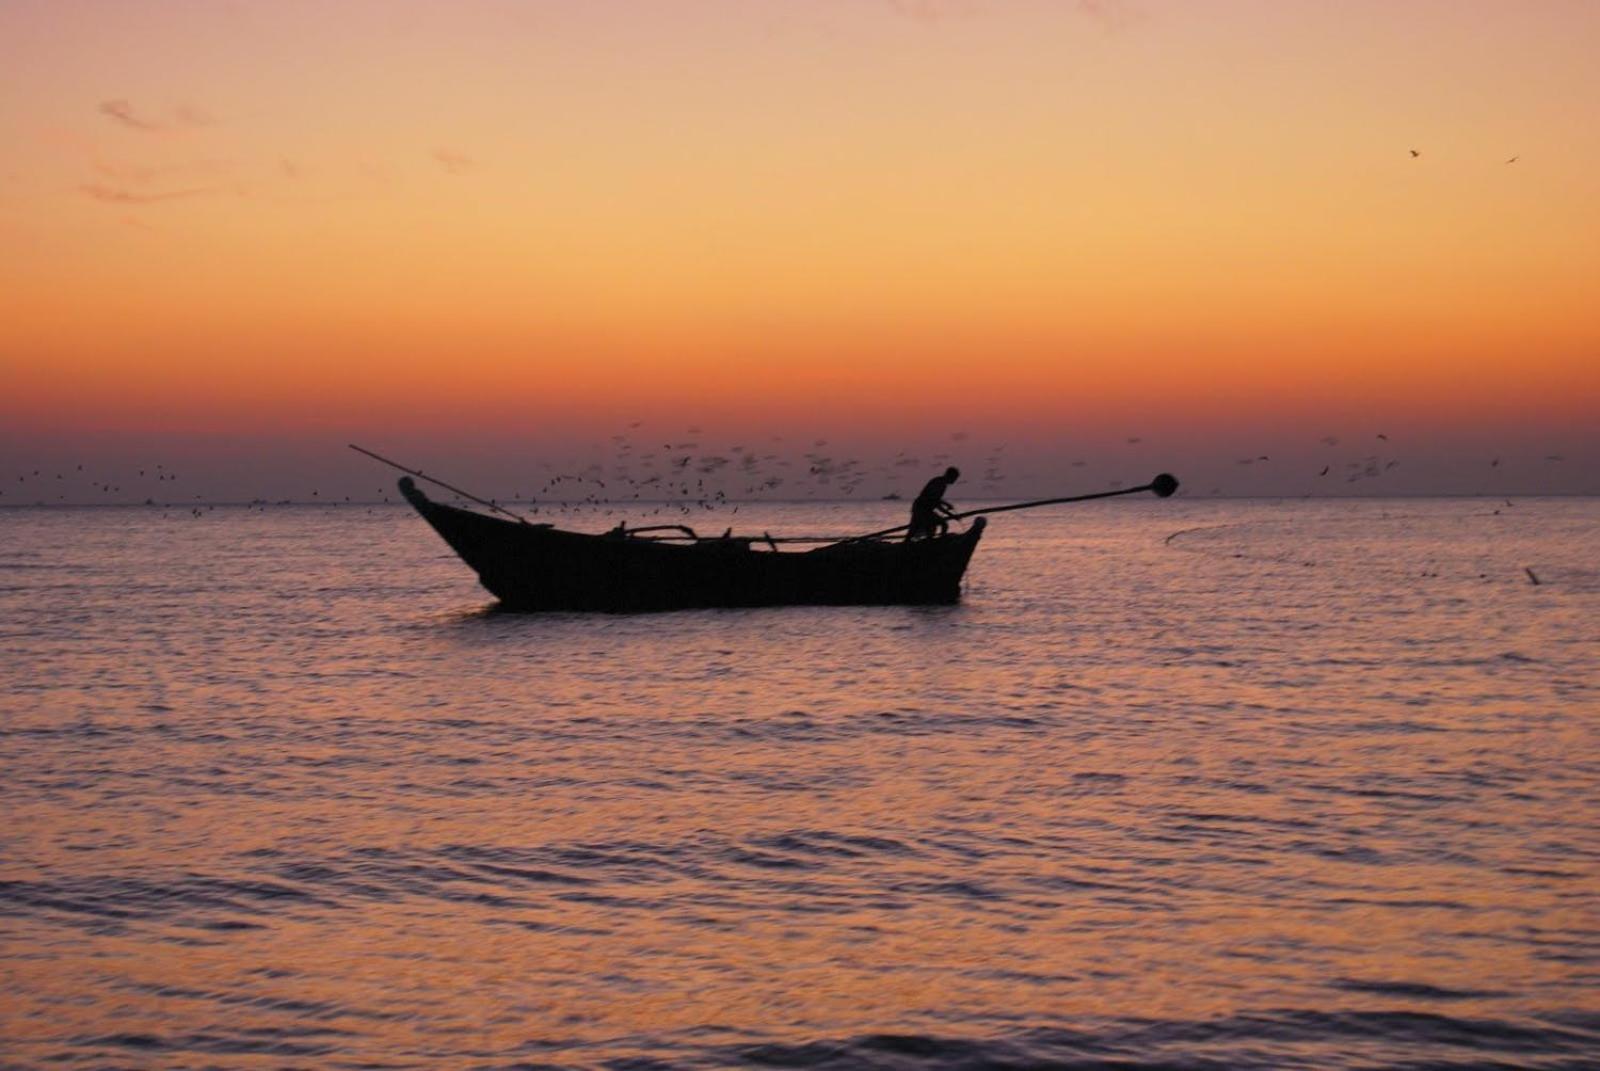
2;1;1596;499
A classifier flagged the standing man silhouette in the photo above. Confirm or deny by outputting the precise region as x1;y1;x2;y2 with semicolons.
909;467;960;540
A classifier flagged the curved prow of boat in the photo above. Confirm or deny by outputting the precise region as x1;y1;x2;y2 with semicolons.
397;476;985;612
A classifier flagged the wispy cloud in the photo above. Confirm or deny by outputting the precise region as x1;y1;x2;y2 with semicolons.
98;99;161;131
97;99;216;133
430;148;475;175
93;159;234;186
79;183;220;204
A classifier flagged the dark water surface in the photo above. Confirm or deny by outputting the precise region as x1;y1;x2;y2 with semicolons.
2;499;1597;1069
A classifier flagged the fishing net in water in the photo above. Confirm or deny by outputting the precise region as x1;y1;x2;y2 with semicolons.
1161;507;1600;591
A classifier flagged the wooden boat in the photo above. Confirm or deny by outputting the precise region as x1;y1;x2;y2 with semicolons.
398;477;986;612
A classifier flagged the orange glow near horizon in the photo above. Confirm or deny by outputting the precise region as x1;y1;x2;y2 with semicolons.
2;1;1597;493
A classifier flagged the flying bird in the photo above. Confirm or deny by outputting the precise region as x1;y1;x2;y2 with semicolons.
1409;149;1421;158
1505;155;1519;164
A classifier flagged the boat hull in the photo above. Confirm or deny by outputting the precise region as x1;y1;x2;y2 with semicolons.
399;478;985;612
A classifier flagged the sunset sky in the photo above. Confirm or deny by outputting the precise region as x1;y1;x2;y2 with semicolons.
2;0;1596;501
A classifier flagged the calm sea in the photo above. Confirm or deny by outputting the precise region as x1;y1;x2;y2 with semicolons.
2;498;1597;1069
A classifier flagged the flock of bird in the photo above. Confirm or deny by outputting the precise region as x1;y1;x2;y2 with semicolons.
450;427;986;518
2;422;1570;518
2;462;224;516
1214;432;1565;496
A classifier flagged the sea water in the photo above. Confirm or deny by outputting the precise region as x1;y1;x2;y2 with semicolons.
2;498;1597;1068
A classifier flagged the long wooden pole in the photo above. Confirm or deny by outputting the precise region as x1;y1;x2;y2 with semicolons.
348;443;531;525
848;473;1179;542
954;474;1179;519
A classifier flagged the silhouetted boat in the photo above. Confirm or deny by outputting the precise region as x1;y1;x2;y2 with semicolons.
398;477;985;612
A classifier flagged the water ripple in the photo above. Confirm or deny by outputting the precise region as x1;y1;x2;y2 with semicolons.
2;500;1597;1068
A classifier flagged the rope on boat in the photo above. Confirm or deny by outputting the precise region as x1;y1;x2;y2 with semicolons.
355;444;1177;546
350;445;893;544
348;444;533;525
